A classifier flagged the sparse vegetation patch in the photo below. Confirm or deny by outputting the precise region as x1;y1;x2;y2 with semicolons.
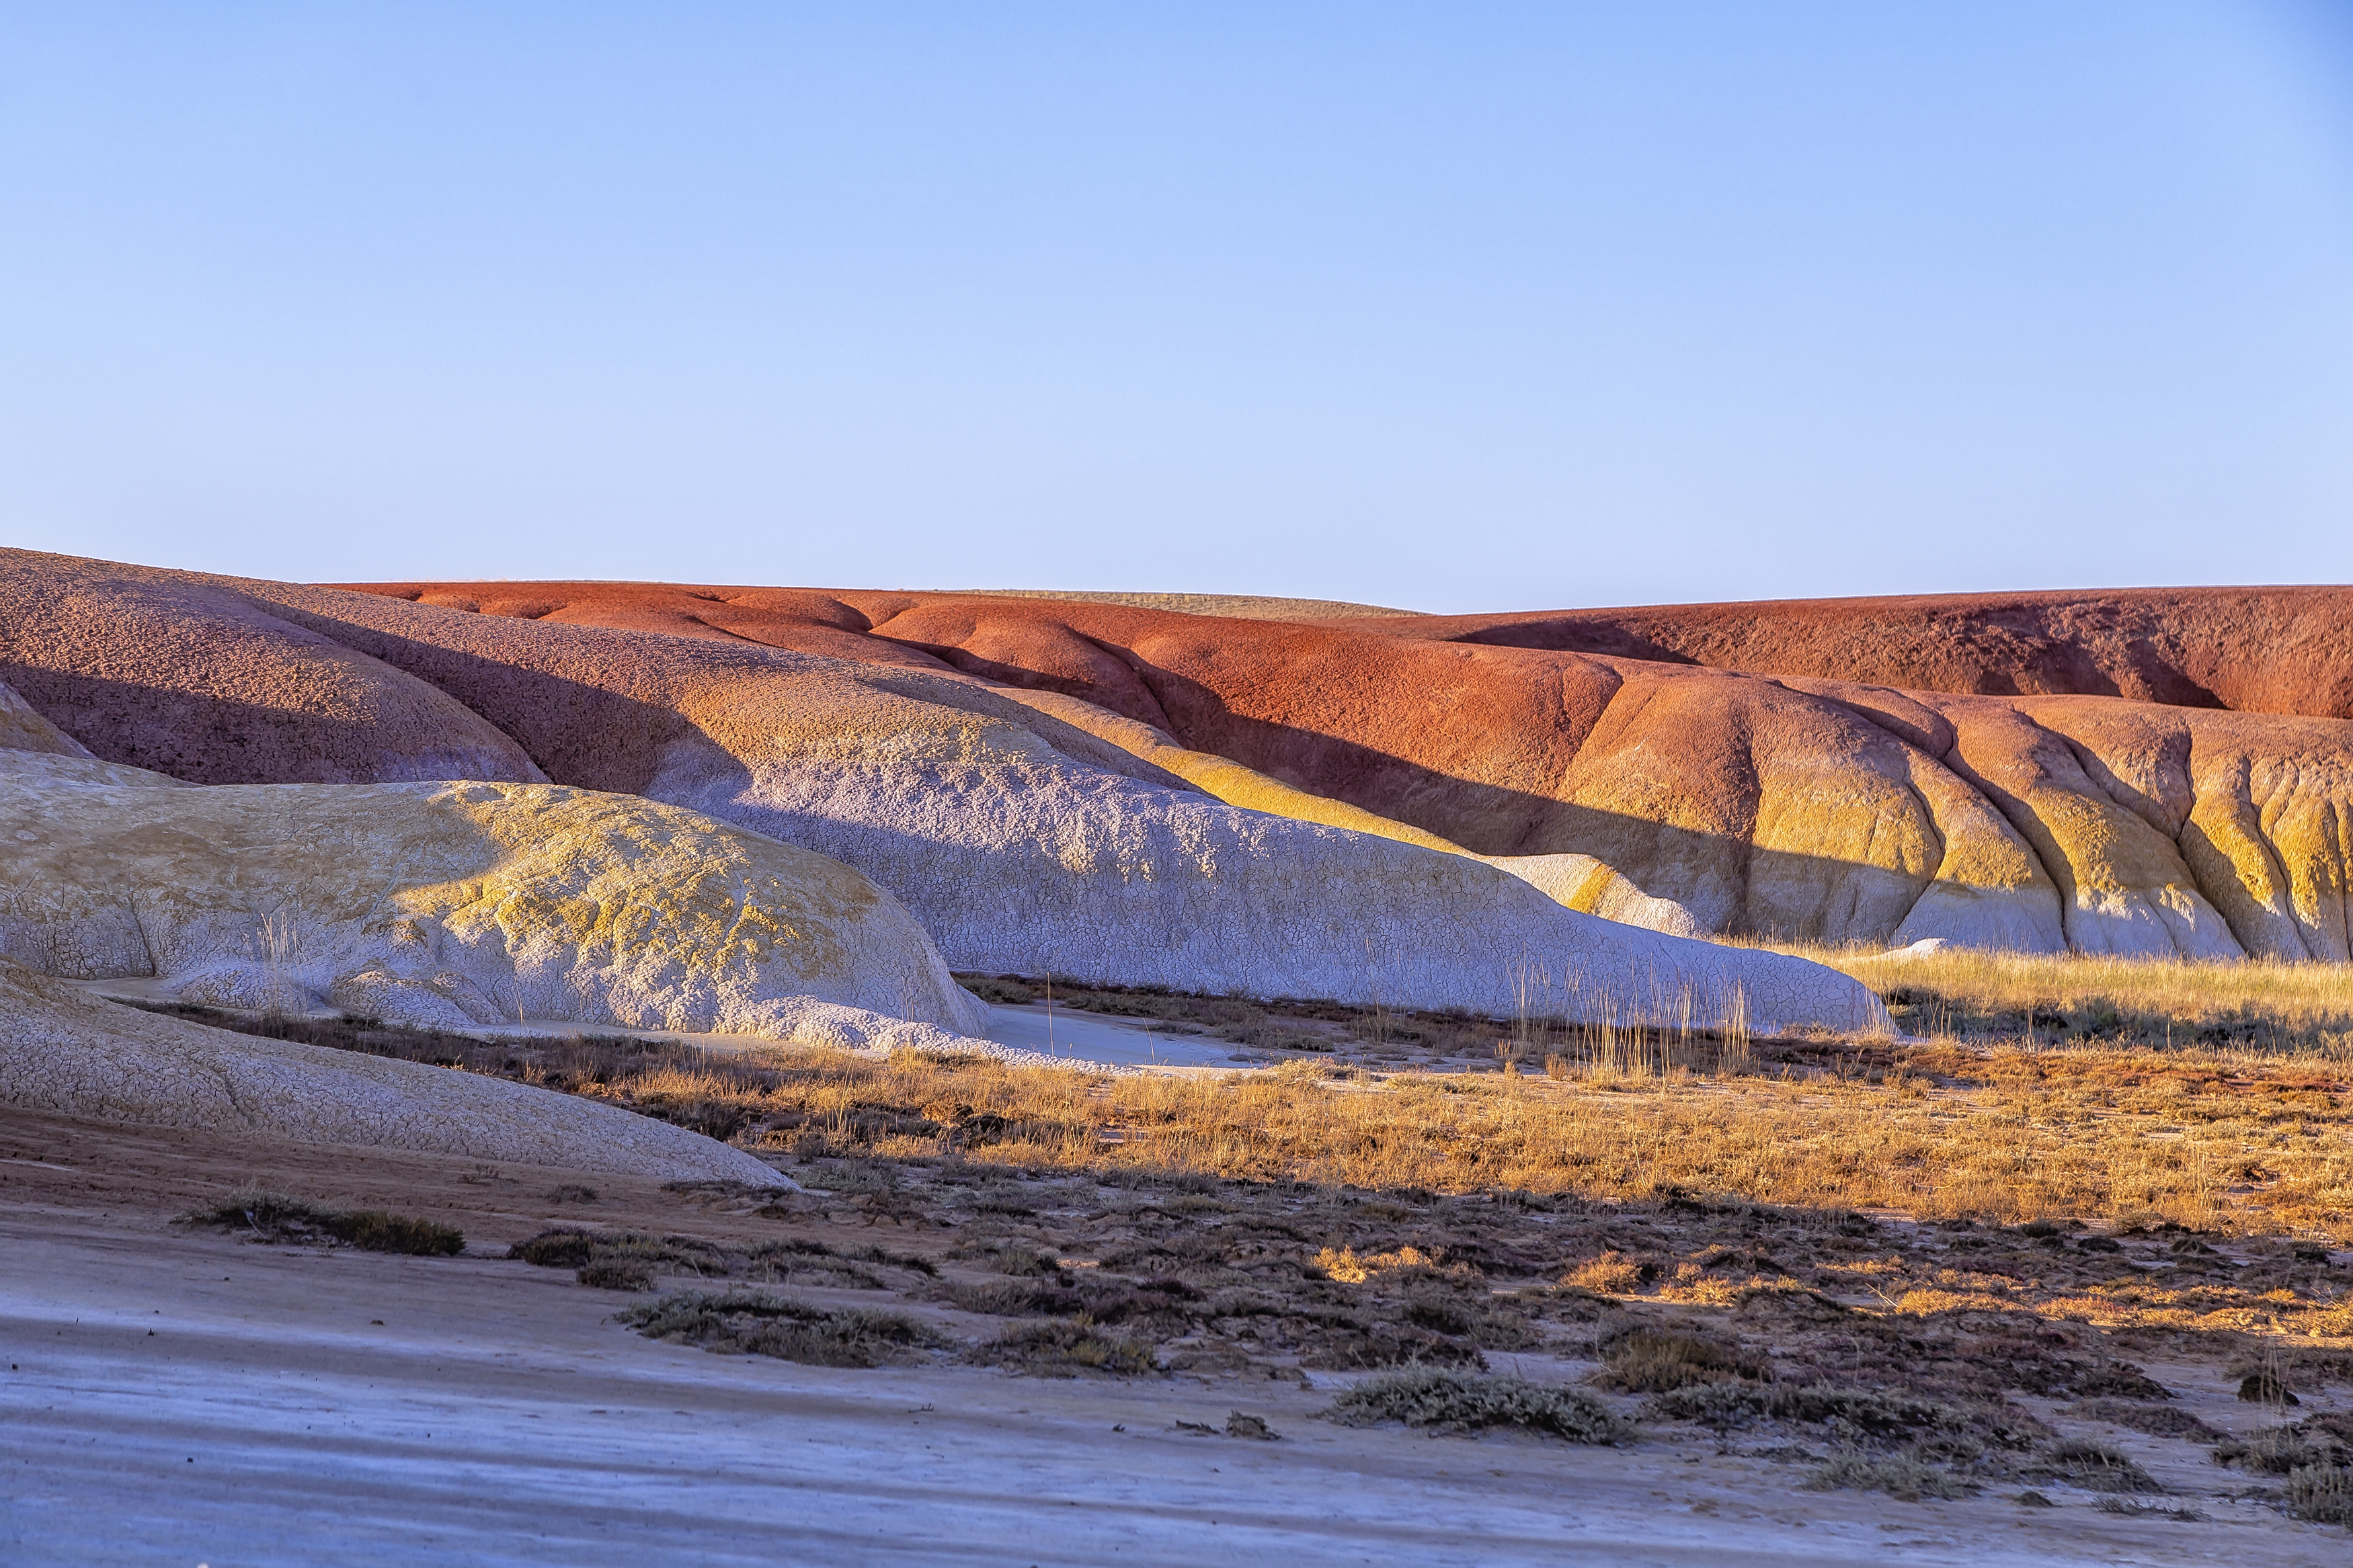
1596;1327;1763;1392
136;973;2353;1532
506;1226;926;1292
973;1317;1160;1376
2027;1438;2163;1495
188;1191;463;1255
2286;1462;2353;1526
618;1288;947;1367
1326;1367;1630;1444
1647;1380;1992;1442
1802;1450;1975;1501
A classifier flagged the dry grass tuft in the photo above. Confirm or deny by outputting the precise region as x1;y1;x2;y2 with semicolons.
1326;1367;1630;1444
1646;1380;1994;1442
2071;1399;2222;1442
2214;1421;2353;1475
1560;1251;1648;1293
1765;943;2353;1061
1597;1327;1763;1393
507;1227;925;1294
2286;1462;2353;1525
145;980;2353;1242
2032;1438;2163;1495
973;1317;1160;1376
618;1288;945;1367
1313;1245;1447;1284
188;1191;463;1255
1802;1451;1975;1501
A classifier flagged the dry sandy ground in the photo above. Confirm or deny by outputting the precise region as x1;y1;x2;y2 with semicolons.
1;1110;2341;1567
982;1001;1252;1069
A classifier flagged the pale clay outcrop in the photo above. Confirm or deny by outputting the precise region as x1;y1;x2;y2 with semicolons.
0;677;922;1180
0;760;988;1045
984;687;1716;937
0;955;788;1184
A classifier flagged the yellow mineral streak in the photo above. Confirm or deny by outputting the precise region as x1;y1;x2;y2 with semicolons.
988;687;1474;854
408;782;876;986
992;686;2048;948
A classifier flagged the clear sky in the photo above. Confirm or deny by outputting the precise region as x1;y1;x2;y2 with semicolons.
3;3;2350;612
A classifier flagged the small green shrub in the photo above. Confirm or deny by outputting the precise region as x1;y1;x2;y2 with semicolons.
1327;1367;1631;1444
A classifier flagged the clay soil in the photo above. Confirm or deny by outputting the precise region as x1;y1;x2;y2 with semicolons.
7;1083;2351;1565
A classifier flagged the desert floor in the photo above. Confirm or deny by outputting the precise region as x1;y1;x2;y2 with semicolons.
4;1110;2342;1567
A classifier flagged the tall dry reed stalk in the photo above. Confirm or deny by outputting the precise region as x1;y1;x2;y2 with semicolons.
251;908;302;1018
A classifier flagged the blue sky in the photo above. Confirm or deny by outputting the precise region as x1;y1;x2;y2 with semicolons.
3;3;2349;611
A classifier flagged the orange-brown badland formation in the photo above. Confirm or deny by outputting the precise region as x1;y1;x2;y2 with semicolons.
5;550;2350;1000
0;551;1890;1039
329;577;2353;964
1360;586;2353;718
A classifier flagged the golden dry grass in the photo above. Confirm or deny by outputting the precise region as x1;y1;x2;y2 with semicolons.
151;987;2353;1433
1755;942;2353;1059
587;1030;2353;1246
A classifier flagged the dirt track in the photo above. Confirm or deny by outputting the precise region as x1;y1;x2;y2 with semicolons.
2;1110;2341;1567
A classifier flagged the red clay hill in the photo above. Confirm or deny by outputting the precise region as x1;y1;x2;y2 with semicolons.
1351;587;2353;720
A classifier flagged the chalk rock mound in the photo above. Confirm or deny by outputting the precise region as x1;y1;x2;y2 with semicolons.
61;549;2308;993
0;768;989;1042
0;957;785;1184
1;676;192;789
339;584;2071;955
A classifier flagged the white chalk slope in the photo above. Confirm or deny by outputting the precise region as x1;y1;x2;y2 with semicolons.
0;956;787;1184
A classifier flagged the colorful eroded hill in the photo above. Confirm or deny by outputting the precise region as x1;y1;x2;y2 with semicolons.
323;577;2353;966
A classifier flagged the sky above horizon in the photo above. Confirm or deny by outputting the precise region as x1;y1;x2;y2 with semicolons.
3;3;2350;614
